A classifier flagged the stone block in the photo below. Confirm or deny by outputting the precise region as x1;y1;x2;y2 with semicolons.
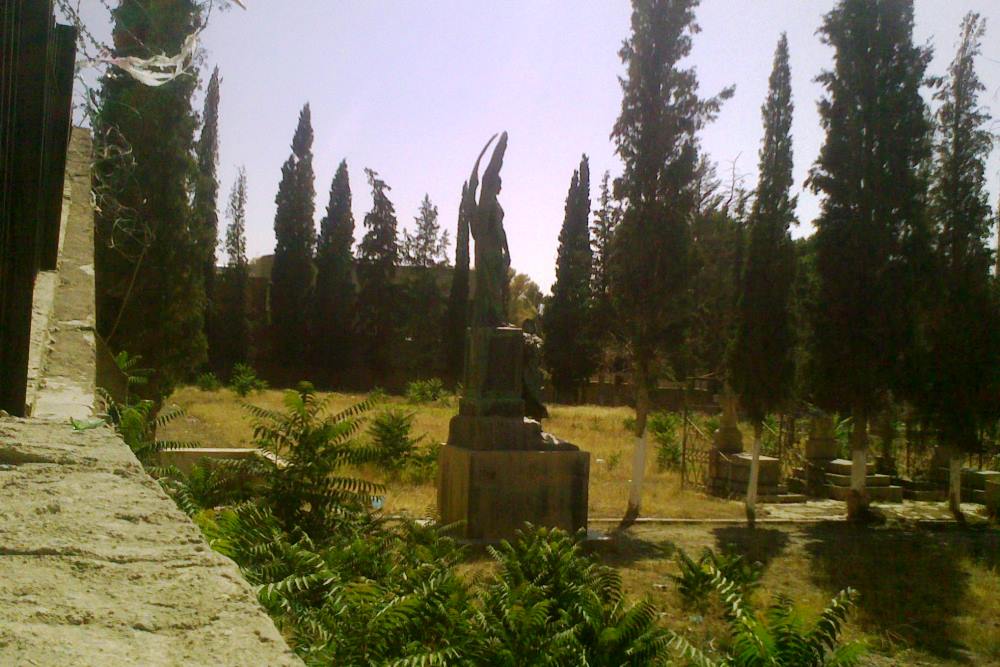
824;472;892;488
825;458;874;476
805;436;839;461
986;480;1000;516
825;484;903;503
962;469;1000;490
437;445;589;541
158;447;262;475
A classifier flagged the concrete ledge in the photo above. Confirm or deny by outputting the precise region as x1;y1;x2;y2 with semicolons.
0;417;302;666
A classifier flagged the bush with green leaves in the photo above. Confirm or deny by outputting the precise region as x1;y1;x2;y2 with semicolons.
195;371;222;391
243;382;382;538
670;548;762;611
405;377;448;404
230;362;268;397
650;411;682;471
669;564;864;666
368;409;439;484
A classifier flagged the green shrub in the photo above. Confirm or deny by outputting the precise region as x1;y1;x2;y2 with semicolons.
650;411;682;471
369;409;423;469
230;363;268;397
477;526;673;665
607;450;623;471
670;548;762;611
669;565;864;666
405;377;447;403
243;381;381;537
195;371;222;391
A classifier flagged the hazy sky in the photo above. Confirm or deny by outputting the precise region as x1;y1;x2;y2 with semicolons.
78;0;1000;293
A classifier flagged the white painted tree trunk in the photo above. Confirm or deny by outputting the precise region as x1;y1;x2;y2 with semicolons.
626;431;649;518
745;423;762;528
848;413;869;520
949;454;963;520
622;370;651;527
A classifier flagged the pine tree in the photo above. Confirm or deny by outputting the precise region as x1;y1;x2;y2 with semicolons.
270;103;316;365
357;169;400;380
403;195;450;268
543;155;595;400
94;0;206;398
611;0;733;524
400;195;449;377
728;33;797;526
809;0;932;520
590;170;621;349
444;182;472;385
314;160;357;380
195;67;221;369
918;13;998;519
218;167;250;369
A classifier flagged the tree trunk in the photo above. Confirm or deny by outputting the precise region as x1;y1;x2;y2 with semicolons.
847;410;870;521
745;420;762;528
621;363;651;528
949;451;964;522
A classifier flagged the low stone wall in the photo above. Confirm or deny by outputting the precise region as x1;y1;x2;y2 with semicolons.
0;129;301;666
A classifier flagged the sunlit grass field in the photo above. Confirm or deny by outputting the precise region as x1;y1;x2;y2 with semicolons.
162;385;744;520
162;384;1000;664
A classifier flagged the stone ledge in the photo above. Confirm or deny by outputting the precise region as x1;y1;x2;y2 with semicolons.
0;418;301;666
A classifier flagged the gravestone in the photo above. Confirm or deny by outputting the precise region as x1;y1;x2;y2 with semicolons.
437;134;589;541
707;387;781;497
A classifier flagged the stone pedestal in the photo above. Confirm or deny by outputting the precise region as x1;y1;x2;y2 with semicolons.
438;325;590;540
438;445;589;540
708;451;781;498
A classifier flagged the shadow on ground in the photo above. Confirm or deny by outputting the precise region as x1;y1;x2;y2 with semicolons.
712;526;790;569
803;523;999;662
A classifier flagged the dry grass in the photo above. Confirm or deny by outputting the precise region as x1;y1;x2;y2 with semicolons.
161;386;744;520
161;385;1000;665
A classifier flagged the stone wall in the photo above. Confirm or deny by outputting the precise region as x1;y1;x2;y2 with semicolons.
0;129;301;666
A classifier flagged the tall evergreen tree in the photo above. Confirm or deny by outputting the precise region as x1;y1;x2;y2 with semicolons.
543;155;595;399
402;195;450;267
918;13;998;519
401;195;449;377
270;103;316;365
611;0;732;524
444;183;472;385
590;170;621;348
94;0;206;397
809;0;932;519
357;169;400;380
314;160;357;380
729;34;797;526
218;167;250;370
195;66;221;367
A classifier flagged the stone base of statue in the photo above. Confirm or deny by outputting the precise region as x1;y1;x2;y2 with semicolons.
708;450;781;498
437;326;590;541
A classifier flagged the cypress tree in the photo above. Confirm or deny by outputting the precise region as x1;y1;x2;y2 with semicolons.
611;0;733;524
543;155;595;400
918;13;998;519
270;103;316;366
219;167;250;369
444;183;472;385
590;170;621;349
809;0;932;520
314;160;357;381
729;33;797;526
195;66;221;368
94;0;206;398
357;169;400;380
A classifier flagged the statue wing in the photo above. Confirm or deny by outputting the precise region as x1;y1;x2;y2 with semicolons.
481;131;508;197
466;133;498;203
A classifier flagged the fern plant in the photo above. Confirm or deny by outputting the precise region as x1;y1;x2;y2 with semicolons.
669;565;865;666
671;548;762;611
476;526;673;666
243;382;383;538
